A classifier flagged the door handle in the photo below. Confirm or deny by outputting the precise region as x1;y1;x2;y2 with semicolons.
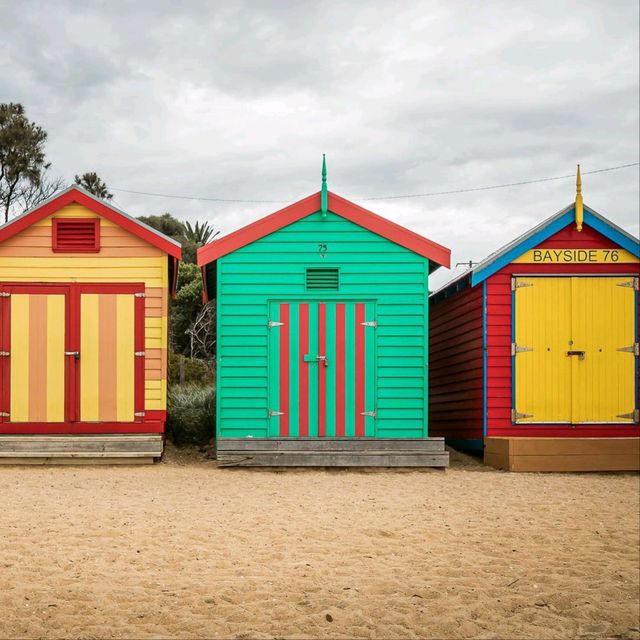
303;354;329;367
566;350;585;360
65;351;80;360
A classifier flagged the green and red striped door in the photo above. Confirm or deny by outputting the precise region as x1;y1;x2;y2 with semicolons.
268;301;376;437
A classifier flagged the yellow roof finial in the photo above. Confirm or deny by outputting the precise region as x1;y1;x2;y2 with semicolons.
575;164;583;232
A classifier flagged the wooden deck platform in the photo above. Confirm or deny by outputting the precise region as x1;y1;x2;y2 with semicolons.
484;437;640;472
0;434;164;464
216;437;449;467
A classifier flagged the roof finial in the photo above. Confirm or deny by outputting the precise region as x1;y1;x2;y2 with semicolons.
320;154;328;219
575;164;583;232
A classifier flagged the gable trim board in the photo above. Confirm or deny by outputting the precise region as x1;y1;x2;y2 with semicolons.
0;186;182;259
198;191;451;269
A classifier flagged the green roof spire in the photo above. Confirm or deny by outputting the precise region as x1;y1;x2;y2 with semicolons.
320;154;328;219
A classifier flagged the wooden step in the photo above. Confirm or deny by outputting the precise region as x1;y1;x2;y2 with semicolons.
217;438;449;467
0;434;163;463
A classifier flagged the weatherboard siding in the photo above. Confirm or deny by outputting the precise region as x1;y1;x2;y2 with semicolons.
216;211;430;439
429;282;483;440
0;203;169;412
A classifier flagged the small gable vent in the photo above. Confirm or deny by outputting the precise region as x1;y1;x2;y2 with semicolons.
305;267;339;290
53;218;100;253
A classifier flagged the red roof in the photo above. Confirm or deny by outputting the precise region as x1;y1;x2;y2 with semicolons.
197;191;450;268
0;186;182;260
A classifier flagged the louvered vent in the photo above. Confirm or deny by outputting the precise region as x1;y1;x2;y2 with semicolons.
53;218;100;253
305;267;339;290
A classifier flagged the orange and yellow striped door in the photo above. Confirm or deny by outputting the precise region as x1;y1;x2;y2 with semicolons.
8;292;67;423
79;293;136;422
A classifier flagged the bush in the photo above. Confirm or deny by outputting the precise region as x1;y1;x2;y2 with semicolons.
167;384;215;446
168;352;213;385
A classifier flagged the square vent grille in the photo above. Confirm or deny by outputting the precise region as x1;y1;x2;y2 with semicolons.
53;218;100;253
305;267;339;290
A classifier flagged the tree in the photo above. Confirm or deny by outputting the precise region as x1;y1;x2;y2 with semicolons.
184;220;218;246
74;172;112;200
19;168;65;212
170;262;205;354
0;102;50;222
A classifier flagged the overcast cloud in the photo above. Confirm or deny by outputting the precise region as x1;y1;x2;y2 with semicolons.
1;0;638;286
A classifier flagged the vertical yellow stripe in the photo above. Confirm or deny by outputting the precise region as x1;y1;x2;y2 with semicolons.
80;294;100;421
116;295;135;421
10;295;30;422
46;295;66;422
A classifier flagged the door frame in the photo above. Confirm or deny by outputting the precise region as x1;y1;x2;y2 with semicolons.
512;273;639;425
267;298;377;438
0;282;146;432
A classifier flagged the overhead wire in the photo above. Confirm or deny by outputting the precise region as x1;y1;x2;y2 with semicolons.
110;161;639;205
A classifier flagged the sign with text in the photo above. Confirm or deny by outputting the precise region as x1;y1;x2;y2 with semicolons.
514;248;638;264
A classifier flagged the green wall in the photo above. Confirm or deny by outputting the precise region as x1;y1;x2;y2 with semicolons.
213;210;430;439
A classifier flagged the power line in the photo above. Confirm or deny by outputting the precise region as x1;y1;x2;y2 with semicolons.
110;161;639;204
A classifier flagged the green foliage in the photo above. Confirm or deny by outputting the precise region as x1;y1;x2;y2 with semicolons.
138;212;196;263
74;171;113;200
184;220;218;245
0;102;50;222
167;384;215;445
170;262;204;353
169;351;213;385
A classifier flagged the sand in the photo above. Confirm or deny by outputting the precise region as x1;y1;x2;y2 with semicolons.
0;447;638;640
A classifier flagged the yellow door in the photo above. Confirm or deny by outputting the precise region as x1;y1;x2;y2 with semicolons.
514;276;638;424
9;293;66;423
571;277;637;423
80;294;135;422
514;277;572;423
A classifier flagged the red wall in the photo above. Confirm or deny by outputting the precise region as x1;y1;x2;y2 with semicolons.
429;280;484;440
486;223;640;438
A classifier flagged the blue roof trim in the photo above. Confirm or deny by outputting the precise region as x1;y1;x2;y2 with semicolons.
470;210;573;286
470;207;640;287
584;211;640;258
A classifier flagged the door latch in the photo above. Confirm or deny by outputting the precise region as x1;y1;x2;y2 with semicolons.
303;354;329;367
566;350;586;360
64;351;80;360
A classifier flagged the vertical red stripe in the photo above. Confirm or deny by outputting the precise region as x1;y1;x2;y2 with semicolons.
67;286;79;423
298;303;309;437
279;304;290;436
134;292;145;421
0;293;10;422
335;303;346;437
318;303;326;437
355;303;365;437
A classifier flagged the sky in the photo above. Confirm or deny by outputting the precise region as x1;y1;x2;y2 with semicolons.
1;0;638;287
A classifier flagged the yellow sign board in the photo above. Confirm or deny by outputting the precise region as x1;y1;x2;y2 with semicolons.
514;248;638;264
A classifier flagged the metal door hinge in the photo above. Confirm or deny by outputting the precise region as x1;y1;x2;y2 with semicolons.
268;410;284;417
268;320;284;328
0;292;10;297
511;343;533;355
134;411;145;417
617;277;639;291
134;292;146;298
617;409;640;422
512;278;533;291
361;410;376;418
617;343;639;356
0;351;9;357
512;409;533;421
134;351;145;357
360;321;377;328
0;412;9;417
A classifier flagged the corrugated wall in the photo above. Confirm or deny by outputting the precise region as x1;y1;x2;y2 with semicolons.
429;282;484;441
215;210;430;439
0;203;169;414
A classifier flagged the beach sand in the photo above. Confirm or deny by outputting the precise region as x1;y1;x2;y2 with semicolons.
1;446;638;639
